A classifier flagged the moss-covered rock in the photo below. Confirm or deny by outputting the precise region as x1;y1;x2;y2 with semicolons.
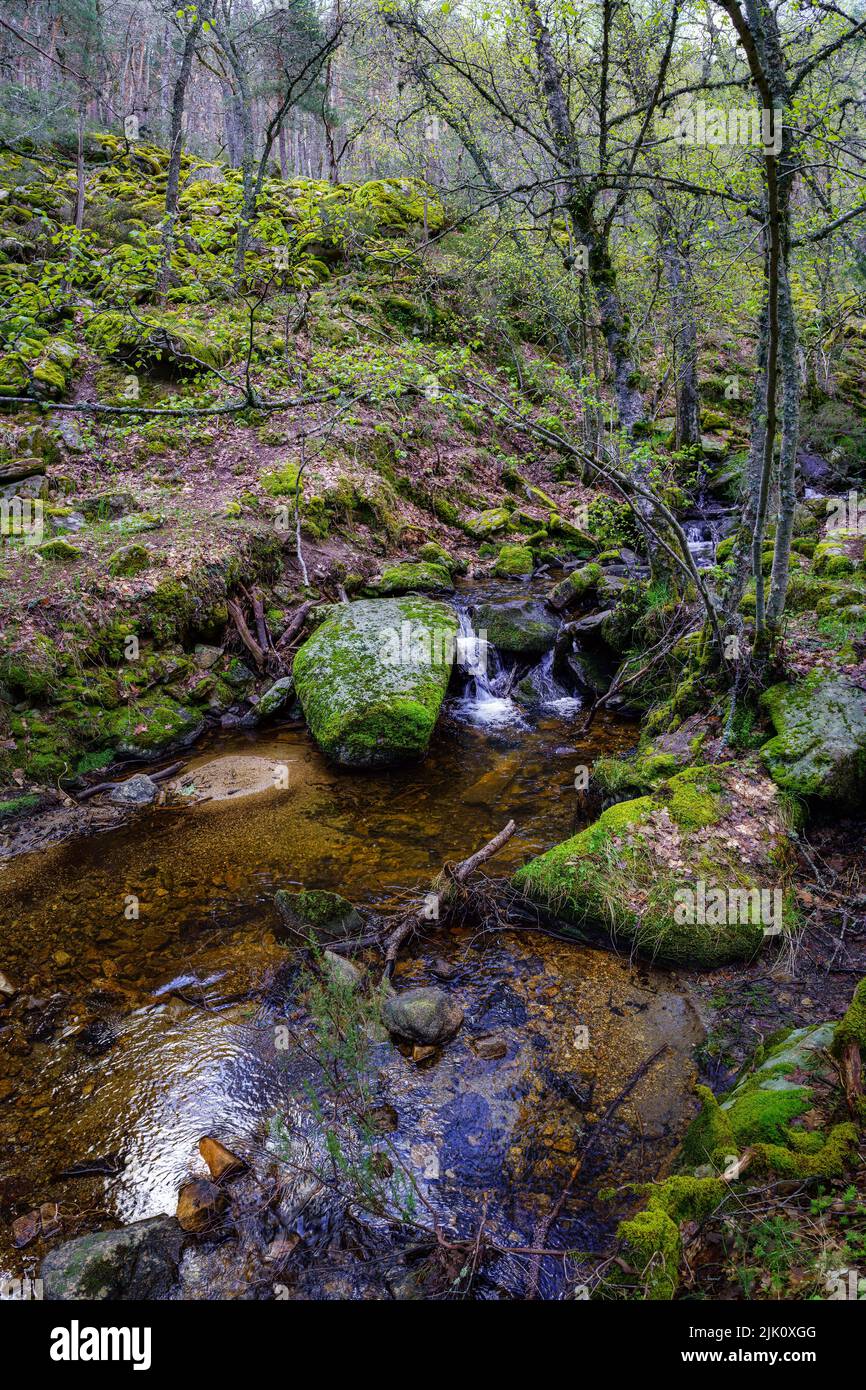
84;311;228;376
681;1021;859;1181
492;543;534;577
513;765;795;966
464;505;511;538
108;543;151;577
548;563;602;613
365;561;453;596
274;887;363;943
813;531;861;577
293;596;458;768
472;599;558;659
760;671;866;806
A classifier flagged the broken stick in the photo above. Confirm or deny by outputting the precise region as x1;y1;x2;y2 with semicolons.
381;819;517;981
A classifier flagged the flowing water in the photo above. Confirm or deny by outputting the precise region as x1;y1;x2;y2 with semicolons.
0;580;705;1297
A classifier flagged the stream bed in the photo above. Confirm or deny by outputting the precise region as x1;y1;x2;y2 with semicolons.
0;583;707;1298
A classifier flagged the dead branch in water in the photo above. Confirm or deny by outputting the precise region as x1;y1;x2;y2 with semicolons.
526;1043;669;1300
380;819;517;982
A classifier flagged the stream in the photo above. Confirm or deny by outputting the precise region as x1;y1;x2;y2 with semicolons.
0;577;706;1298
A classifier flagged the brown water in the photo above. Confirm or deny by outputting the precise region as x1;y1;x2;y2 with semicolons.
0;644;704;1296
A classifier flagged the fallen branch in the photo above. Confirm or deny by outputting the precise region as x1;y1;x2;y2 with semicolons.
275;600;313;653
381;819;517;981
227;597;266;670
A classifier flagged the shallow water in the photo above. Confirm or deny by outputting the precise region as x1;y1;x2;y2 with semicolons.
0;595;704;1295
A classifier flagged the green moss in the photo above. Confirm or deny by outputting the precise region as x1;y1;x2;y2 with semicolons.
616;1175;726;1300
492;543;533;577
548;563;601;610
513;766;789;966
293;597;458;768
366;561;453;596
37;537;82;562
833;977;866;1058
108;543;151;577
260;462;301;496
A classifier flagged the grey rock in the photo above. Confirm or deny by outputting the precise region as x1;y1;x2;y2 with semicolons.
41;1217;183;1300
109;774;159;807
255;675;295;720
381;987;464;1045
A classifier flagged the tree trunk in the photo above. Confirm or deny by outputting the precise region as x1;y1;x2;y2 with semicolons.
156;15;203;297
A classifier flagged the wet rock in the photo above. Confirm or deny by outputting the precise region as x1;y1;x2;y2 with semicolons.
275;888;364;944
11;1210;41;1248
108;773;160;807
73;1018;118;1056
293;597;458;768
381;987;464;1045
761;672;866;807
0;971;16;999
472;599;558;659
255;675;295;720
176;1178;228;1233
548;563;602;613
365;561;454;596
41;1217;183;1299
322;949;363;989
199;1136;247;1183
472;1034;508;1059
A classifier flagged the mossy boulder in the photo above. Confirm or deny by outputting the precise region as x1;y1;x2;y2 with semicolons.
84;311;228;376
813;531;861;578
492;543;534;577
255;676;295;720
548;563;602;613
108;543;151;577
293;596;458;768
760;672;866;806
464;506;511;538
681;1020;859;1181
513;765;795;966
274;888;363;943
37;537;82;562
109;698;206;760
366;561;453;596
472;599;558;659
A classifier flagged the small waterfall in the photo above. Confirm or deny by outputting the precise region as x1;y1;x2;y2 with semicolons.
523;650;582;716
451;605;522;727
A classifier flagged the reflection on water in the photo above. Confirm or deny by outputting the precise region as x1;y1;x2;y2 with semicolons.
0;698;701;1292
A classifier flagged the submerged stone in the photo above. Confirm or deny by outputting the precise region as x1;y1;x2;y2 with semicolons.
41;1217;183;1300
381;987;464;1045
293;596;458;767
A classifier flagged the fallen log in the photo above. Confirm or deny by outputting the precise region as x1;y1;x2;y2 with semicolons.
275;600;313;653
381;819;517;981
228;597;266;670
